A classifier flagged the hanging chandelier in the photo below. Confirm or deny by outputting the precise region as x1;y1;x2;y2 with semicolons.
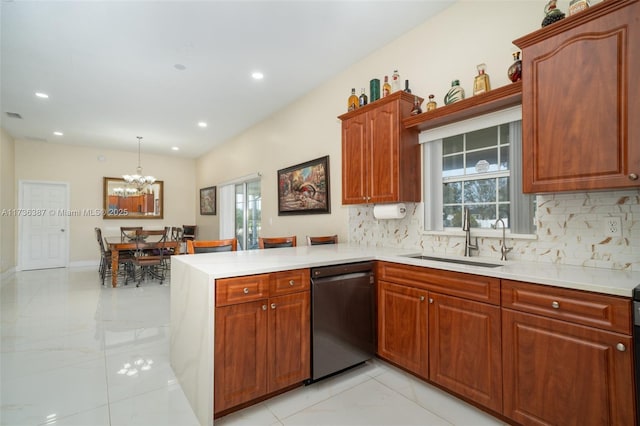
122;136;156;191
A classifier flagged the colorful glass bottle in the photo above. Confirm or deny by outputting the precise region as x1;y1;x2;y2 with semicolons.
426;94;437;111
444;80;465;105
508;52;522;83
473;63;491;95
347;88;358;111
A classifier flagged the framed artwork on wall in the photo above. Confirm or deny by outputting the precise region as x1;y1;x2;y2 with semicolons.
199;186;216;215
277;155;330;215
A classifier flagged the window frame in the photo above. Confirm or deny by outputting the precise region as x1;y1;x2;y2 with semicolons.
421;106;535;238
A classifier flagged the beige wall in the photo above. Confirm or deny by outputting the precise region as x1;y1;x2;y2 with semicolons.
13;140;197;266
0;128;16;274
195;0;544;243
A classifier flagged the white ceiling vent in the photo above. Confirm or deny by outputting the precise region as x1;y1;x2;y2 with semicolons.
5;112;23;119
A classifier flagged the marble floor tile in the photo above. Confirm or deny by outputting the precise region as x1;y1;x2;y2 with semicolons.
1;267;508;426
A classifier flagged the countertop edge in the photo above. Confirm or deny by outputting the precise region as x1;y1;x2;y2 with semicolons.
171;245;640;298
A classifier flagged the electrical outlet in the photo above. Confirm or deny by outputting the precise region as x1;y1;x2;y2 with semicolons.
604;217;622;237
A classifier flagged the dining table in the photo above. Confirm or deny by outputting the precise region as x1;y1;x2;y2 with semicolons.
104;235;181;288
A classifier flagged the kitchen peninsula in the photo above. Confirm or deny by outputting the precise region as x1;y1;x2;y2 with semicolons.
170;244;640;425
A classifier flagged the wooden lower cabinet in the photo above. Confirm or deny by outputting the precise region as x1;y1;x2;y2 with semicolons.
377;278;502;413
502;308;635;426
214;270;310;415
429;292;502;413
214;300;268;413
267;292;310;393
377;280;428;378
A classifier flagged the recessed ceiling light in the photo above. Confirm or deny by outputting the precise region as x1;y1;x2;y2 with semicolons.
171;146;180;151
251;71;264;80
198;122;207;128
53;131;63;136
35;92;49;98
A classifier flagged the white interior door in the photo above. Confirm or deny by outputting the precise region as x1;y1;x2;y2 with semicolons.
18;181;69;270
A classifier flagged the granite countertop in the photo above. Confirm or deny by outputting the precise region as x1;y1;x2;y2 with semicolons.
172;243;640;297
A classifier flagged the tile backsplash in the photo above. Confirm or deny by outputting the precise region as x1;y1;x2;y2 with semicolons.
349;189;640;271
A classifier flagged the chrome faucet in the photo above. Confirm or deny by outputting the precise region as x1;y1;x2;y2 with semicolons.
493;218;513;261
462;207;478;257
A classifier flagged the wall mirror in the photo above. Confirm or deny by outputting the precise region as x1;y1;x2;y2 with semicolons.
102;177;164;219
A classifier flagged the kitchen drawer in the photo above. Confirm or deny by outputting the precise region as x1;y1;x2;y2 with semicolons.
502;280;632;334
377;261;500;305
269;268;310;297
216;274;269;307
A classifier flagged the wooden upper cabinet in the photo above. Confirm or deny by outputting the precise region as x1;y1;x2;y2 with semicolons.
514;0;640;193
339;91;421;204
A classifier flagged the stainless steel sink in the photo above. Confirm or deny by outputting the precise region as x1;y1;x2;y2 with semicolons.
408;255;502;268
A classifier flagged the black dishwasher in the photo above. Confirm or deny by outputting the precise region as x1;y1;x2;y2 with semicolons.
308;261;376;383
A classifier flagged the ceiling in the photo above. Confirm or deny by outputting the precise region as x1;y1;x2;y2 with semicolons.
1;0;453;158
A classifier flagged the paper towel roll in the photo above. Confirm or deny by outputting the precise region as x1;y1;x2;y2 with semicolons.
373;203;406;220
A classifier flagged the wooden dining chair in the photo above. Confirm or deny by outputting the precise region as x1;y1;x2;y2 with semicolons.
120;226;143;239
187;238;237;254
306;235;338;245
95;227;133;286
258;236;297;249
182;225;197;241
129;229;167;287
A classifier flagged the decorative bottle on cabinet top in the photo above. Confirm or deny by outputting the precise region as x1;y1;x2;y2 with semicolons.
444;80;465;105
370;79;380;102
508;52;522;83
359;88;368;107
410;96;422;115
348;88;358;111
382;76;391;97
391;69;401;92
426;94;437;111
473;63;491;95
541;0;565;27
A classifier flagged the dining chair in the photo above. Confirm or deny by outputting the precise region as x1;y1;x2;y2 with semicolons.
120;226;143;239
258;236;297;249
187;238;238;254
95;227;134;286
182;225;197;241
130;229;167;287
306;235;338;245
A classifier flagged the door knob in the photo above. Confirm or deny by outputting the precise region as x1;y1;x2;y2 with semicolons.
629;173;638;181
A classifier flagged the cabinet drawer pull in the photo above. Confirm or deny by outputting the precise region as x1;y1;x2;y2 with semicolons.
616;343;626;352
271;303;276;309
289;280;295;286
243;287;249;294
629;173;639;181
551;301;560;309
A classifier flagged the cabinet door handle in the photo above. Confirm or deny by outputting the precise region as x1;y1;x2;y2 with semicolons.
289;280;295;286
551;301;560;309
429;298;434;304
271;303;276;309
419;296;425;301
262;305;267;311
243;287;249;294
629;173;639;181
616;343;626;352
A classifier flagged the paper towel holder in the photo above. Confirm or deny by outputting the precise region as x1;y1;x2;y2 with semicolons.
373;203;407;220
